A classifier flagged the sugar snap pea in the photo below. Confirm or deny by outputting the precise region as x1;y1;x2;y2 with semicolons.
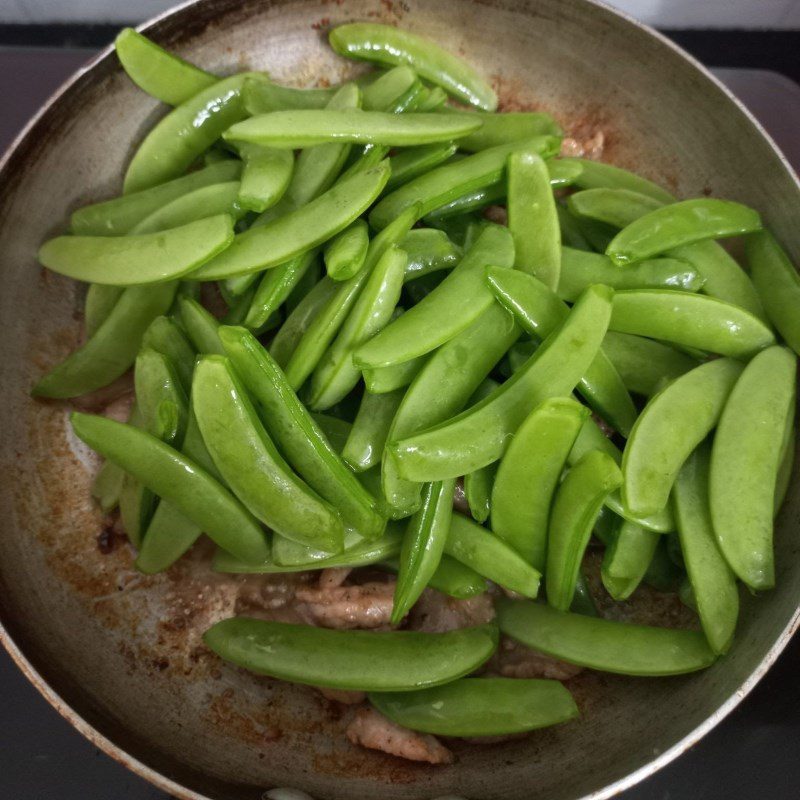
71;412;268;562
567;187;662;228
600;517;660;601
131;183;246;234
134;348;188;446
557;204;592;251
391;285;612;481
369;136;560;230
117;403;155;547
445;514;540;598
369;677;577;738
324;220;369;282
461;379;500;524
242;77;337;114
236;144;294;213
225;110;481;149
606;199;761;266
492;398;589;571
342;388;405;473
84;284;123;337
386;143;458;190
124;72;266;194
220;326;385;538
562;158;674;203
310;245;407;409
400;229;462;281
622;358;744;517
558;247;703;302
497;598;716;675
382;302;521;516
192;162;390;280
710;345;797;590
748;230;800;355
204;617;498;691
115;28;215;106
547;451;622;610
141;316;196;391
40;215;234;286
381;554;487;599
487;268;637;436
392;479;455;624
447;110;562;152
775;405;795;515
413;85;447;112
192;356;344;553
609;290;774;358
177;297;224;355
91;459;125;513
673;444;739;654
271;528;367;567
329;23;497;110
363;356;426;395
33;283;177;398
354;225;514;369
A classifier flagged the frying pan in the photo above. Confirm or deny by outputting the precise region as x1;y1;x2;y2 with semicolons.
0;1;798;798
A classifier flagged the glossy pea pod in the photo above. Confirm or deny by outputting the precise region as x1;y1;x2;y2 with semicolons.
496;598;716;676
486;267;637;437
219;326;385;539
342;388;406;474
546;451;622;610
391;479;456;624
192;356;344;553
117;402;157;548
369;677;577;738
561;158;674;203
492;397;589;571
673;443;739;654
235;144;294;213
381;554;487;600
271;528;368;566
242;77;337;114
710;345;797;590
71;412;268;563
84;284;123;337
354;224;515;369
445;109;562;151
461;378;501;524
329;22;498;110
141;316;197;391
600;517;661;601
324;219;369;281
361;313;428;393
203;617;499;691
177;297;225;355
622;358;745;517
385;143;458;190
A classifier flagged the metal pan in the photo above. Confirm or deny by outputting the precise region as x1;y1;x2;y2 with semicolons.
0;1;798;798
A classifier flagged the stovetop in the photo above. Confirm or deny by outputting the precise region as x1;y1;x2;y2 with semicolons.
1;42;799;800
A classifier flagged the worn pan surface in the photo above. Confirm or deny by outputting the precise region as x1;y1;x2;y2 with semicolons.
0;1;798;798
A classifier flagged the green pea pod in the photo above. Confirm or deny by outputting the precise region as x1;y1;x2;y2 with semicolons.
567;187;662;228
71;161;242;236
286;259;322;313
244;250;318;331
177;297;224;355
134;348;189;446
361;65;420;111
606;199;761;266
204;617;498;691
562;157;674;203
141;315;196;391
413;85;448;112
392;285;612;481
568;419;674;533
329;23;497;110
445;514;540;598
192;356;344;552
623;358;744;517
386;143;458;190
219;326;385;539
131;183;246;234
447;110;562;151
775;402;795;515
362;313;427;395
486;268;637;436
225;110;480;149
118;403;157;548
236;144;294;213
282;203;418;390
310;245;407;409
557;204;592;251
600;518;660;601
342;388;405;473
609;290;774;358
123;72;266;193
461;378;500;524
673;444;739;654
71;412;267;562
369;136;560;230
192;162;390;281
383;302;521;516
401;229;462;281
311;413;352;454
114;28;216;105
91;459;125;514
324;219;369;281
601;331;697;397
748;230;800;355
571;572;599;617
497;598;716;675
33;283;177;398
710;345;797;590
400;554;486;599
242;77;337;114
370;676;576;738
546;451;622;610
392;479;455;624
508;150;560;289
270;277;339;368
558;247;703;302
84;284;123;337
354;225;514;369
492;398;589;571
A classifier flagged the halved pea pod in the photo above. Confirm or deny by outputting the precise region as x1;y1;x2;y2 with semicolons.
600;517;660;601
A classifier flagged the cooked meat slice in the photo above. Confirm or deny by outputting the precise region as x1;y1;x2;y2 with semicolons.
71;372;134;412
493;637;582;680
407;589;494;632
234;573;317;625
346;708;454;765
318;567;352;590
101;391;134;423
452;478;471;515
316;687;366;705
560;130;605;160
294;580;396;629
483;204;508;226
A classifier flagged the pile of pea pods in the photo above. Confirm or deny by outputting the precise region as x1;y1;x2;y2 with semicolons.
35;23;800;741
